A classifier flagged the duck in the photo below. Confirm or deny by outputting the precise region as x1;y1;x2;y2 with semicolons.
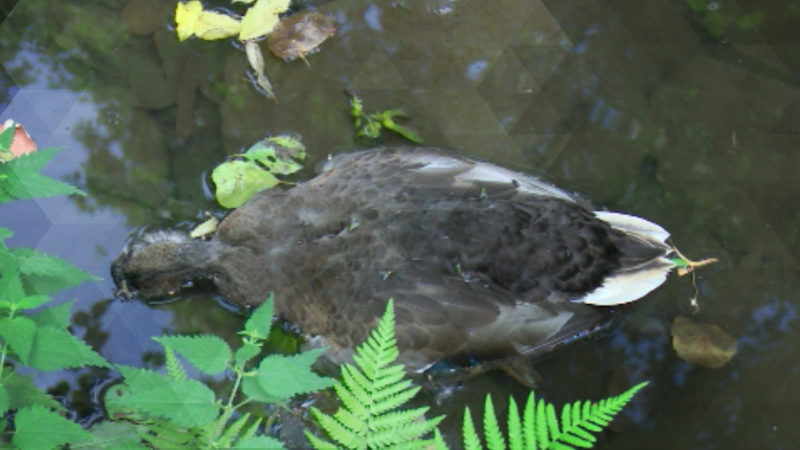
112;147;677;373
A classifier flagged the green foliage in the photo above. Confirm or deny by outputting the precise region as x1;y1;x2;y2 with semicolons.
306;299;444;449
12;405;95;448
102;297;333;448
348;94;424;144
463;382;649;450
0;147;85;202
211;135;306;208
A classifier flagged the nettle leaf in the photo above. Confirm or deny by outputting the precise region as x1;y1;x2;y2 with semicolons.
112;377;219;428
154;335;232;375
0;149;85;200
30;299;75;328
0;316;36;361
0;264;24;301
253;349;333;401
0;385;9;415
234;341;262;368
234;435;286;449
15;294;52;310
211;160;279;208
27;326;110;370
239;0;290;41
243;294;274;339
241;376;281;404
2;370;64;412
86;421;144;449
12;405;94;449
11;247;95;295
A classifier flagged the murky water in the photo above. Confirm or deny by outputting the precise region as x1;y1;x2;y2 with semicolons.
1;0;799;447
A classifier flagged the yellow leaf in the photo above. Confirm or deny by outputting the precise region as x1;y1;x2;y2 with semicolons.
175;0;203;41
195;10;241;40
239;0;291;41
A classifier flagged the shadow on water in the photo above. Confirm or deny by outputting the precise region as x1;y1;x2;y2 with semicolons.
0;0;799;447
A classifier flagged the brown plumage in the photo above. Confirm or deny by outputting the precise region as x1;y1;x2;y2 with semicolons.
112;147;675;371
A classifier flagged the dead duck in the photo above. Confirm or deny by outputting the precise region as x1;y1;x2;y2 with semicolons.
112;147;677;372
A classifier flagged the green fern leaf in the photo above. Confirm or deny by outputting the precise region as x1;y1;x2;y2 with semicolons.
217;412;254;447
462;406;482;450
233;436;286;449
163;347;187;382
522;392;535;450
304;429;339;449
536;398;549;448
507;396;523;450
483;395;506;450
307;299;442;449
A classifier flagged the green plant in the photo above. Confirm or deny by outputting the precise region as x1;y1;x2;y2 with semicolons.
0;124;110;448
348;94;424;144
462;382;648;450
305;299;444;449
100;294;333;449
210;135;306;208
306;299;648;449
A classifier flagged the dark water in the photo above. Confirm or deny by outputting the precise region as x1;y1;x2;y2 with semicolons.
1;0;799;447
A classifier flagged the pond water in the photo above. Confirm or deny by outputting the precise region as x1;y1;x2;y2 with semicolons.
1;0;799;448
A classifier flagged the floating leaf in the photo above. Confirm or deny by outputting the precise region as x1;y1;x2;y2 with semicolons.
244;40;276;100
195;10;241;40
175;1;240;41
242;135;306;175
175;1;203;41
672;315;737;368
267;12;335;62
239;0;290;41
190;215;219;238
211;160;279;208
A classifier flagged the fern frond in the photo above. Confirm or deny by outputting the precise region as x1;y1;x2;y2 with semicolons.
307;299;443;449
462;406;482;450
483;395;505;450
163;347;186;382
507;396;523;450
463;382;648;450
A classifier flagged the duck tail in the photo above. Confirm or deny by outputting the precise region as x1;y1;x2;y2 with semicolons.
574;211;676;306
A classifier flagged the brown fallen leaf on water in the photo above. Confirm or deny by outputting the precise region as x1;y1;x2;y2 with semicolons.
267;11;335;64
671;315;737;369
1;119;37;158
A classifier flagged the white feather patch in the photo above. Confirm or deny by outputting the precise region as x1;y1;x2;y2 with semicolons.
593;211;670;243
574;257;675;306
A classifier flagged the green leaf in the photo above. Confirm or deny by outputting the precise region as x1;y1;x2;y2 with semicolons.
27;325;110;370
253;349;333;401
111;376;218;428
0;227;13;241
242;136;306;175
0;264;24;301
240;375;282;404
234;341;262;367
238;0;290;41
482;395;505;450
0;385;9;415
15;294;52;310
243;294;274;339
233;435;286;449
211;160;279;208
0;149;85;200
507;397;522;450
462;407;482;450
87;421;148;449
12;405;94;449
0;123;14;153
10;247;95;295
154;335;232;375
163;346;188;381
1;370;64;411
30;299;75;328
0;316;36;361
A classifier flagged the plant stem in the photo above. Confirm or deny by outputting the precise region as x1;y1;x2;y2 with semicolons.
207;367;246;448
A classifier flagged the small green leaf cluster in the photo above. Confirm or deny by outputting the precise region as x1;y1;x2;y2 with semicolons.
211;135;306;208
349;94;424;144
306;299;445;449
0;124;85;202
102;294;333;449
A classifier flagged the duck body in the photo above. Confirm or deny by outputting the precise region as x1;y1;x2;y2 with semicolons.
113;147;675;371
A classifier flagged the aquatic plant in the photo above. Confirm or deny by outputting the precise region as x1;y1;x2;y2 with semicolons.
348;93;424;144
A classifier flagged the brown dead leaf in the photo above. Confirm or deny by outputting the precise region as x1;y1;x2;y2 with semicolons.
671;315;737;369
267;12;335;63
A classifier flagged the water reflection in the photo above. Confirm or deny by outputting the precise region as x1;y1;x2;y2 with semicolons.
0;0;799;447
